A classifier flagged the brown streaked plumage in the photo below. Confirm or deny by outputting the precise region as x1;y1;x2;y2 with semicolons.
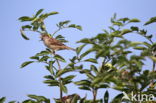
41;34;75;51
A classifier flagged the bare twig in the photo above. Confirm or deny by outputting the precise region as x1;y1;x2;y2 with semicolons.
52;26;69;37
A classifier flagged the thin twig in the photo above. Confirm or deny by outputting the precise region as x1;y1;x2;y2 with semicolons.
52;28;61;37
56;59;61;70
52;26;69;37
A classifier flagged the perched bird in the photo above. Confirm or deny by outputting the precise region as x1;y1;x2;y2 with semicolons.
40;34;75;51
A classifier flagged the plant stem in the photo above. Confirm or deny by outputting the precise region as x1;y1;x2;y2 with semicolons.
151;61;155;86
52;26;69;37
59;81;63;102
152;61;155;72
93;89;97;103
52;28;61;37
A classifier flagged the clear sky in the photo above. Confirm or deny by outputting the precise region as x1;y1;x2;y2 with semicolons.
0;0;156;102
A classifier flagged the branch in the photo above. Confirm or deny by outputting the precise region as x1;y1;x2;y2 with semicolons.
92;89;97;102
52;26;69;37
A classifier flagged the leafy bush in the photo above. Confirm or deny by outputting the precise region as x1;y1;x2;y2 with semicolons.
1;9;156;103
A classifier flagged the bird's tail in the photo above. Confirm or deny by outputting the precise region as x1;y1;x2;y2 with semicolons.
67;47;76;51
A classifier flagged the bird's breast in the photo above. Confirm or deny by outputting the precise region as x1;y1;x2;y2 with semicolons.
43;39;51;48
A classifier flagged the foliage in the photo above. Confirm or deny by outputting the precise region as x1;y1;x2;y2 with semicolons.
2;9;156;103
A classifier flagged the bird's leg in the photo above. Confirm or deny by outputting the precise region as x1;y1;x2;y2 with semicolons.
50;49;55;55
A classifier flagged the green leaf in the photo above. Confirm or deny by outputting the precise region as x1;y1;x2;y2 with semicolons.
39;56;50;62
56;68;73;77
113;22;123;26
76;44;86;55
98;84;109;88
59;20;70;26
71;94;80;103
74;80;91;86
21;61;34;68
35;9;44;17
44;75;54;80
86;72;95;80
143;42;152;48
144;16;156;25
80;96;87;103
91;65;98;74
55;35;65;39
18;16;34;22
146;35;153;39
27;95;50;102
134;46;147;50
43;80;59;86
77;38;92;44
139;29;147;35
60;84;68;94
120;29;132;35
20;29;29;40
40;22;46;31
22;25;32;30
68;24;82;31
109;26;116;31
104;90;109;103
48;11;59;16
118;18;129;23
35;51;50;56
79;86;91;91
0;97;6;103
48;61;55;75
32;21;39;31
131;26;139;31
111;93;123;103
96;50;105;59
30;56;39;60
92;78;103;85
129;18;140;23
54;54;66;62
75;25;82;31
149;56;156;62
39;12;59;19
80;48;94;59
55;35;68;43
53;99;61;103
84;58;97;63
22;99;36;103
62;75;76;82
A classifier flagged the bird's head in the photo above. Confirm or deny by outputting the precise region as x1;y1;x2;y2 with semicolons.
40;34;50;41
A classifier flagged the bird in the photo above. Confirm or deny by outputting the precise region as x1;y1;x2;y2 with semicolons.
40;34;75;51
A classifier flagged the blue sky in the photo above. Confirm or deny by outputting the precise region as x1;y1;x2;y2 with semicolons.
0;0;156;102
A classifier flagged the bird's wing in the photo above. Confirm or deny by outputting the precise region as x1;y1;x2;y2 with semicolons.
49;38;65;46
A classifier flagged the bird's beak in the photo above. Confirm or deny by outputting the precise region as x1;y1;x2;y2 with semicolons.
39;36;43;41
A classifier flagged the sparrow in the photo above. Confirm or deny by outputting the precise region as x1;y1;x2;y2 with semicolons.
40;34;75;51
